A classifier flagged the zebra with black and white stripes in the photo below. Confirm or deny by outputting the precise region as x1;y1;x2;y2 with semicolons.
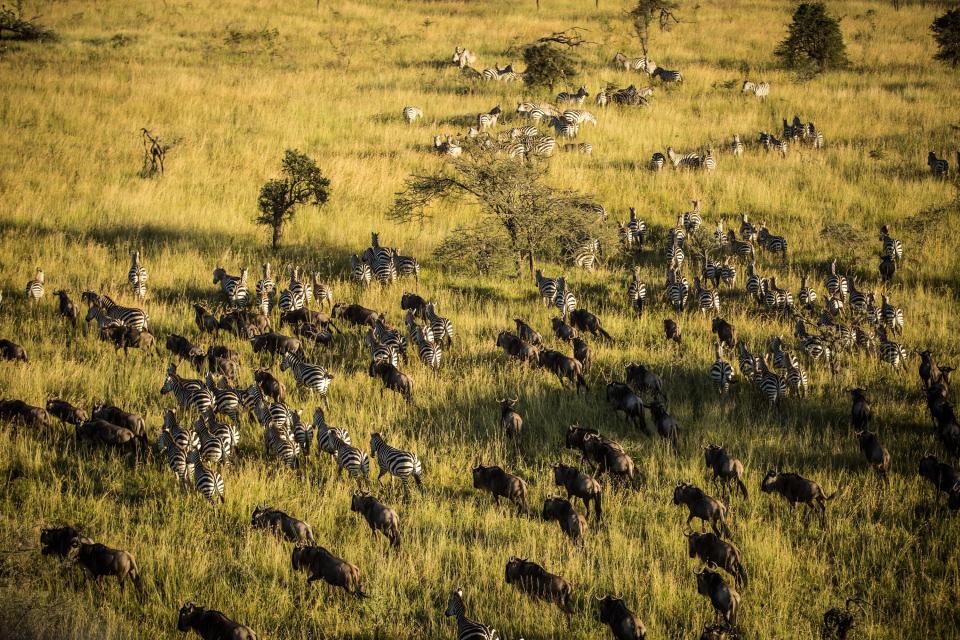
666;237;685;270
561;110;597;126
785;359;808;398
754;357;786;406
731;134;744;157
255;263;275;313
87;294;149;331
742;80;769;99
477;105;502;130
725;231;755;263
402;106;423;124
25;267;44;303
825;259;848;300
424;303;454;346
613;52;654;72
308;272;333;308
333;431;370;487
652;67;683;83
875;326;907;369
205;373;243;423
391;251;421;282
880;294;904;334
683;200;703;233
554;277;577;319
290;409;313;456
737;342;758;384
628;207;647;246
278;287;305;314
523;135;556;157
879;225;903;264
757;223;787;259
718;259;737;288
847;277;868;316
556;86;588;105
444;589;499;640
351;254;372;286
370;432;423;491
802;122;824;148
666;265;689;313
213;266;249;307
627;267;647;316
650;152;666;171
162;365;214;413
552;118;579;139
280;352;334;407
666;147;700;169
194;412;228;465
158;430;192;489
798;274;817;309
186;449;225;503
794;320;832;367
710;341;735;394
928;151;949;177
745;262;763;301
561;142;591;155
314;407;351;457
366;329;400;367
535;270;558;307
573;238;600;271
406;312;442;370
693;277;721;316
128;251;148;300
702;148;716;171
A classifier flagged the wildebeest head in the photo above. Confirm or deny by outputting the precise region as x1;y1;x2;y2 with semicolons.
541;496;568;521
498;398;518;411
351;490;371;513
760;469;779;492
704;444;725;468
472;464;489;489
504;556;525;583
251;504;272;526
694;563;721;594
596;594;628;624
673;481;689;504
178;602;202;632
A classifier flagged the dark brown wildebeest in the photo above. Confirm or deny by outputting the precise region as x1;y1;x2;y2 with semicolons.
694;563;739;626
291;544;367;598
597;594;646;640
472;464;529;514
67;537;143;599
685;530;747;588
0;339;28;362
673;482;731;537
542;496;587;542
350;491;401;548
250;505;314;544
504;556;573;613
760;470;839;524
177;601;258;640
553;462;603;520
703;444;748;499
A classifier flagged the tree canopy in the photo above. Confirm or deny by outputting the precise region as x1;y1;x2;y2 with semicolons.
774;2;848;73
931;8;960;68
256;149;330;250
628;0;680;56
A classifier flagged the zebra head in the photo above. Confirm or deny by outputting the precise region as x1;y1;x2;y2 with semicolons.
212;267;225;285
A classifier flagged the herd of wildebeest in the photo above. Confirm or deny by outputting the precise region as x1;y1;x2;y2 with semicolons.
1;42;959;640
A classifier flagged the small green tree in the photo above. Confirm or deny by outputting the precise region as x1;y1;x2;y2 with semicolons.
774;2;848;73
628;0;680;56
256;149;330;250
0;2;57;41
521;29;590;90
931;8;960;68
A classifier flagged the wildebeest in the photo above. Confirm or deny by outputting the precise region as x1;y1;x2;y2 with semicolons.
848;388;871;431
553;462;603;520
572;336;592;375
664;318;682;344
625;362;663;399
583;433;637;483
919;350;941;391
254;369;286;402
280;308;336;330
542;496;588;541
44;399;87;431
0;399;51;429
648;402;680;452
711;317;737;350
498;398;523;450
551;316;579;342
54;290;79;325
40;526;92;558
821;598;865;640
219;309;270;338
569;308;612;340
193;303;219;335
91;403;147;445
538;349;588;393
918;454;960;509
99;325;156;354
694;563;739;626
368;360;414;403
685;531;747;588
250;505;314;544
760;470;838;523
67;537;143;598
514;318;543;346
76;419;139;455
400;291;427;317
704;444;748;498
472;464;529;514
292;321;334;348
351;491;401;548
596;594;646;640
331;302;379;328
166;334;205;367
855;430;890;485
495;331;538;364
177;602;258;640
605;381;647;432
206;345;240;381
291;544;367;598
504;556;573;613
0;339;28;362
250;332;302;362
565;425;624;455
673;482;731;536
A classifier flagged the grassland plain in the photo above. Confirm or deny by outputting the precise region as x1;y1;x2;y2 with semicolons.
0;0;959;638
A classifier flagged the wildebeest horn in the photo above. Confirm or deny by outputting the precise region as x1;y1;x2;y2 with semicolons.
512;397;518;404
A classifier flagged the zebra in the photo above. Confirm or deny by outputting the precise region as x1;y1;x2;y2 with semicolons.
483;64;520;81
731;134;744;157
684;200;703;233
713;220;727;248
406;312;442;370
742;80;769;99
725;231;755;262
213;266;249;307
693;277;721;316
876;326;907;369
666;265;689;313
535;270;558;306
205;373;243;423
802;123;825;148
745;262;763;300
554;277;577;319
504;125;539;139
310;272;334;308
666;237;685;270
289;409;313;455
186;450;224;503
768;336;798;371
332;431;370;487
700;249;719;287
627;207;647;245
666;147;701;169
652;67;683;83
280;352;334;407
799;274;817;309
367;233;397;285
794;321;832;367
370;432;423;492
754;358;786;405
128;251;148;300
784;117;801;142
880;294;904;334
739;213;757;242
556;86;588;105
928;151;949;177
264;419;301;469
764;276;793;310
314;407;351;457
561;142;592;155
434;135;463;157
552;118;580;139
402;106;423;124
499;140;527;159
718;259;737;288
25;267;45;303
256;262;275;299
392;251;421;282
452;46;476;69
84;294;149;331
372;317;409;360
785;359;808;398
85;303;123;330
766;134;788;158
194;413;227;465
444;589;499;640
702;148;716;171
650;152;666;171
366;330;400;367
879;225;903;264
477;105;501;130
737;342;759;383
278;287;305;314
351;254;372;286
627;268;647;316
710;341;735;394
825;259;848;299
158;431;191;488
162;366;214;413
846;277;868;316
757;223;787;259
595;89;609;108
289;267;313;306
561;110;597;126
424;303;454;346
612;52;654;72
573;238;600;271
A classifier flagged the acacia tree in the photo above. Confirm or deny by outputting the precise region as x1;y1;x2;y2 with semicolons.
389;150;603;277
522;30;591;90
774;2;848;73
628;0;680;56
931;8;960;68
256;149;330;250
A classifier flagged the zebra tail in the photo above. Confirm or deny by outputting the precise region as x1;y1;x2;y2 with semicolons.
131;564;146;602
